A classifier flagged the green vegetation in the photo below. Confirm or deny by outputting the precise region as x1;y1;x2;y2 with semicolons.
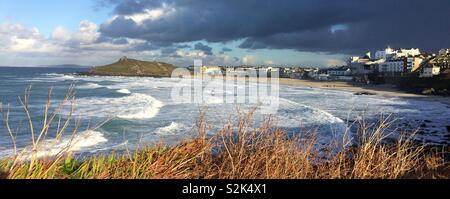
87;56;176;77
1;111;449;179
0;88;448;179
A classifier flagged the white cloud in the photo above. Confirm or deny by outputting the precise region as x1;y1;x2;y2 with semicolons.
9;36;38;51
0;23;60;53
1;21;103;54
0;21;245;67
127;9;164;24
174;50;206;58
52;20;99;44
73;20;100;43
242;55;258;65
52;26;71;41
122;3;176;25
241;55;275;66
0;21;132;65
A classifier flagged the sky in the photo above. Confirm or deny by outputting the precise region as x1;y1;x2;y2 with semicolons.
1;0;450;67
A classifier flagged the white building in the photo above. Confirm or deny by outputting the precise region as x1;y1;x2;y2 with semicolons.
375;47;395;60
437;49;450;70
375;47;421;60
395;48;421;58
327;67;351;76
419;48;450;77
378;59;405;74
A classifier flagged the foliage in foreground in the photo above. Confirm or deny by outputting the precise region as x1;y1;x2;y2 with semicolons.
0;86;448;179
0;110;449;179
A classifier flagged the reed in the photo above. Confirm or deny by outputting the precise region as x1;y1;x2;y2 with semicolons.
0;88;448;179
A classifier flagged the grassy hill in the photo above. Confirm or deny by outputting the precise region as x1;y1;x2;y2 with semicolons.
87;57;176;77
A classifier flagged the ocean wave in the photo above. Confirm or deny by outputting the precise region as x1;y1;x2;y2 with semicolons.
32;73;76;82
72;93;164;120
44;73;60;76
154;122;185;135
105;78;190;90
275;98;345;126
116;89;131;94
10;130;107;160
272;98;350;146
77;83;104;89
58;74;75;80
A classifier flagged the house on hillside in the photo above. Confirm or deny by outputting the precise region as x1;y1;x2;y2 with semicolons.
419;49;450;78
420;63;441;78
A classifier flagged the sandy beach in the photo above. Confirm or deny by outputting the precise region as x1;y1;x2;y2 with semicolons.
202;75;450;106
278;78;450;106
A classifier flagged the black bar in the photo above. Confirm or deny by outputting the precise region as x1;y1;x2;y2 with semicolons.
0;180;449;198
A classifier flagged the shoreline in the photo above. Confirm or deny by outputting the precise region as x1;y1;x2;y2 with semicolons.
275;78;450;106
75;72;450;106
200;75;450;106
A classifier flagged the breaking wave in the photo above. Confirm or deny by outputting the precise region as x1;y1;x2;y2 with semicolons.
275;98;346;127
73;93;164;120
12;130;107;160
154;122;185;135
31;73;76;82
77;83;104;89
116;89;131;94
57;74;75;80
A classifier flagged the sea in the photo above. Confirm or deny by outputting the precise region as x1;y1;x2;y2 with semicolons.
0;66;449;159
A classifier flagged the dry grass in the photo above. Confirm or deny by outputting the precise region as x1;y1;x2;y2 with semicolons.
0;88;449;179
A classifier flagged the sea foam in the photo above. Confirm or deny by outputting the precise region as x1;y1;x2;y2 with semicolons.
11;130;107;160
154;122;185;134
73;93;164;120
116;89;131;94
77;83;104;89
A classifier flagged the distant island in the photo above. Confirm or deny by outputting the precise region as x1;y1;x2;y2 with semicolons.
84;56;176;77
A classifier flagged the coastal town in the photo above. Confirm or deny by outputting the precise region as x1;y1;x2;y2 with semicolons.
195;47;450;95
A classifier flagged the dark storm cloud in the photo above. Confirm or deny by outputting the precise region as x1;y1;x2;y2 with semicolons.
160;47;178;55
98;0;171;15
131;42;160;51
238;26;368;54
160;44;190;54
194;43;213;55
99;0;450;54
175;44;191;49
